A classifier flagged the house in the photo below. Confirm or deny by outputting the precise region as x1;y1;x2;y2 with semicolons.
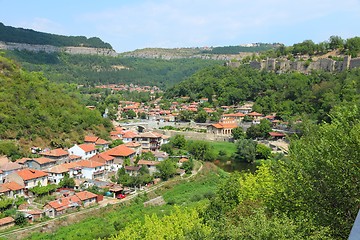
122;131;138;143
153;151;168;161
104;144;136;170
84;136;109;151
89;152;115;171
207;118;238;135
23;157;56;170
135;132;163;151
247;112;263;124
124;141;142;155
0;181;25;198
6;169;48;189
124;166;141;176
222;112;245;123
268;131;286;140
61;162;83;179
18;209;43;222
75;191;98;207
39;148;69;163
137;160;160;175
0;217;15;230
68;144;98;160
76;160;105;180
0;162;23;179
68;155;82;162
45;165;70;184
44;195;81;218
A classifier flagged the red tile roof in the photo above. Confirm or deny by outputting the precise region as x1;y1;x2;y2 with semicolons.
247;111;263;116
32;157;56;165
122;131;138;139
78;144;97;153
0;217;14;226
77;160;104;168
46;165;69;174
69;155;81;160
105;144;135;157
89;153;114;164
46;195;81;211
84;136;99;142
223;112;246;117
40;148;69;157
137;160;160;166
95;138;109;145
75;191;98;201
2;181;24;191
269;132;285;137
0;162;23;172
16;169;48;181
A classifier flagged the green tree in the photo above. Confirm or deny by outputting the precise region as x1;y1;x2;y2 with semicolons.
156;159;177;180
58;173;75;188
14;212;27;226
171;134;186;149
187;140;215;161
109;139;124;148
231;127;245;140
181;158;194;174
234;138;257;163
178;110;193;122
125;110;137;119
194;110;208;123
256;143;272;160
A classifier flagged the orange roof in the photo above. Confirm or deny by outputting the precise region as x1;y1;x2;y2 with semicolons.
223;112;245;117
84;136;98;142
137;160;160;166
47;195;81;211
2;182;24;191
138;132;162;138
179;157;189;163
122;131;138;139
16;158;31;164
78;144;97;152
0;162;23;172
95;138;109;145
69;155;81;160
0;217;14;226
75;191;98;201
32;157;56;165
247;112;263;116
46;165;69;174
105;144;135;157
269;132;285;137
210;122;237;129
90;153;114;164
124;142;141;148
77;160;104;168
62;162;81;170
40;148;69;157
16;169;48;181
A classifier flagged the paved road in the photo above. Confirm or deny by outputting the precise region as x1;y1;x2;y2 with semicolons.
0;162;203;240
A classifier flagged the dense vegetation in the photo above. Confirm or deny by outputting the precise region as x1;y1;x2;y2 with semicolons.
202;43;281;54
4;50;221;88
165;64;360;122
0;22;112;48
0;55;111;157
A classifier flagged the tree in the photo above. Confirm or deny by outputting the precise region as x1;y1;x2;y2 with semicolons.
256;144;271;160
181;158;194;174
194;110;208;123
171;134;186;149
231;127;245;140
329;35;344;50
345;37;360;57
156;159;177;180
59;173;75;188
187;140;215;161
15;212;27;226
234;138;257;163
246;119;272;139
178;110;193;122
109;139;124;148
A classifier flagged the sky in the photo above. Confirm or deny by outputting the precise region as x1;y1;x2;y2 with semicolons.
1;0;360;53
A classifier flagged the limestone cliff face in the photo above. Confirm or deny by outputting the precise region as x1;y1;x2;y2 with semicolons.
241;56;360;73
0;41;117;56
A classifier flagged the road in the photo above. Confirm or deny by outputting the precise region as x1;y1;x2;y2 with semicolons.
0;162;203;240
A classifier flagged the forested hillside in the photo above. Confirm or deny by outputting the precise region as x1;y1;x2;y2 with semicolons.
4;50;221;88
0;22;112;48
165;65;360;122
0;55;111;157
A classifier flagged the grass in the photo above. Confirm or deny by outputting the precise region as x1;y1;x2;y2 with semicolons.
24;162;225;240
208;140;237;158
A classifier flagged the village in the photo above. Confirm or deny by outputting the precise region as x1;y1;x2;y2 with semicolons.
0;86;290;231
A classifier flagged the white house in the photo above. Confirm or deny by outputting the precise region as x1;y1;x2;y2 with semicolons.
68;144;98;160
77;160;105;180
6;169;48;189
45;165;70;184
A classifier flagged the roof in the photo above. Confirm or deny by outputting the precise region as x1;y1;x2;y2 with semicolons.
40;148;69;157
16;158;31;164
16;169;48;181
62;162;81;170
269;132;286;137
138;132;162;138
89;153;114;164
46;195;81;211
124;141;141;148
95;138;109;145
125;166;141;171
1;182;24;191
77;160;104;168
69;155;81;160
46;165;69;174
247;111;263;116
210;122;238;129
122;131;138;139
31;157;56;165
223;112;246;117
137;160;160;166
105;144;135;157
84;136;99;143
179;157;189;163
0;156;10;166
78;144;97;153
0;217;14;226
0;162;23;172
75;190;98;201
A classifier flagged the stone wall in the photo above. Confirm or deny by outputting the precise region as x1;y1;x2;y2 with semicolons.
245;55;360;73
0;41;117;56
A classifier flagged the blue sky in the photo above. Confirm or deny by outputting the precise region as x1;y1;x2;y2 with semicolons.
1;0;360;52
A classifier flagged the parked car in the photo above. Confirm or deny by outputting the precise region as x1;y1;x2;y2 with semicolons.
116;193;126;199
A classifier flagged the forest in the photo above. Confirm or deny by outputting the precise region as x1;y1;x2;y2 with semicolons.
4;50;221;88
201;43;280;54
165;64;360;123
0;22;112;49
0;54;112;158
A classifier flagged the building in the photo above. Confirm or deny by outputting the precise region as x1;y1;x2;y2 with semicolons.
45;165;70;184
207;118;238;135
84;136;109;151
137;160;160;175
6;169;48;189
247;112;263;124
135;132;163;151
68;144;98;160
222;112;245;123
22;157;56;170
89;152;115;172
76;160;105;180
0;181;25;198
0;217;15;230
75;191;98;207
44;195;81;218
104;144;136;170
39;148;69;163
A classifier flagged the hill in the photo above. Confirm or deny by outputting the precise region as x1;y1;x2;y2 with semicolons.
0;55;111;157
0;22;112;49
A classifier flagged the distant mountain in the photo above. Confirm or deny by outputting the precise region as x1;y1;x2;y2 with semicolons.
0;22;112;49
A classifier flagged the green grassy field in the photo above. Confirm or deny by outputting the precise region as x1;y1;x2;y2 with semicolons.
25;162;226;240
208;141;237;158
